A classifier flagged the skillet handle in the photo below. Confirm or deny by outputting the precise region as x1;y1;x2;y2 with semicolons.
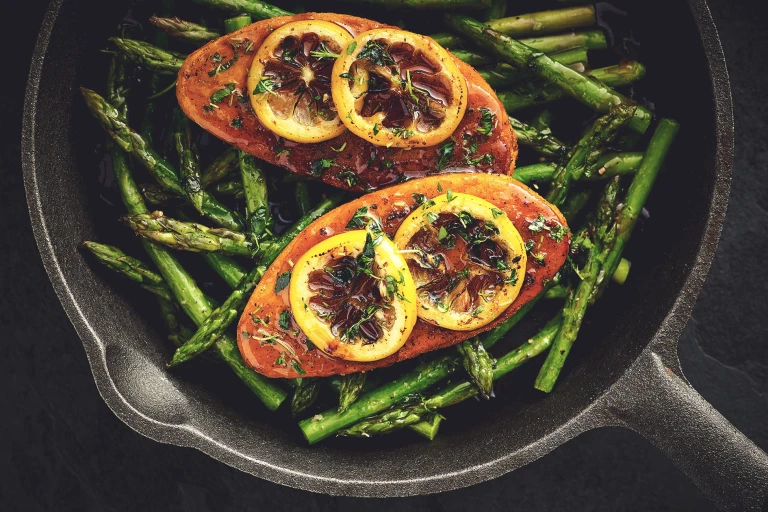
607;351;768;511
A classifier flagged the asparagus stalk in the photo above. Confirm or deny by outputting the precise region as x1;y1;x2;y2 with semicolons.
517;29;607;53
535;177;622;393
295;182;312;216
224;15;252;33
168;194;344;366
612;257;631;285
530;108;553;132
450;49;493;67
109;37;185;74
496;61;647;113
81;88;243;230
292;378;319;416
173;108;204;215
95;71;286;410
483;0;506;22
239;151;272;241
512;152;644;185
123;211;258;257
409;414;442;440
510;117;567;159
203;252;247;288
599;119;680;294
430;32;465;49
212;180;244;198
445;15;651;133
478;47;588;88
338;405;433;437
158;296;197;347
546;105;635;207
141;183;179;206
82;241;173;301
191;0;291;20
149;16;220;44
299;284;549;444
559;189;593;222
338;373;367;413
337;0;491;9
456;338;495;399
487;6;596;38
201;147;239;188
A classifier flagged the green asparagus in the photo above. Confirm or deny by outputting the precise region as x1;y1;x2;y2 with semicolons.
510;117;567;159
201;147;240;188
338;0;490;10
483;0;506;22
123;211;258;257
535;176;622;392
109;37;185;74
292;378;320;416
546;105;635;207
445;15;651;132
82;241;172;300
295;182;312;216
338;373;367;413
239;151;272;241
487;6;596;38
338;405;433;437
173;108;204;214
512;152;644;185
212;179;244;198
478;47;588;88
149;16;220;44
81;88;243;230
456;338;495;399
224;15;252;33
191;0;291;20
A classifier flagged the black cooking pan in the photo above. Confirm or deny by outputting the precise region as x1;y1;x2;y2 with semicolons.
22;0;768;509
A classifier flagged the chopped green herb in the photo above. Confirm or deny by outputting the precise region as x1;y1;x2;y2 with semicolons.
446;189;455;202
279;310;291;330
426;212;439;224
310;158;335;177
471;306;484;317
411;193;427;206
491;207;504;219
254;76;278;95
437;182;443;192
436;141;455;171
331;142;347;153
210;83;236;104
230;116;243;128
477;107;496;137
373;123;380;136
310;41;341;60
291;360;306;375
346;41;358;55
528;214;549;234
275;353;287;366
549;224;569;243
357;40;395;66
525;240;535;252
505;268;519;286
338;170;359;187
275;270;291;293
391;127;414;139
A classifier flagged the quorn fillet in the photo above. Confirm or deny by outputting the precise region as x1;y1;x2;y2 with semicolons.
176;12;518;191
237;174;569;378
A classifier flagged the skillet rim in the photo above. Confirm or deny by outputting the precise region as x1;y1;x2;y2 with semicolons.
21;0;733;497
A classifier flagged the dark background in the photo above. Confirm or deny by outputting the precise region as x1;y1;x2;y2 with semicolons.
2;0;766;510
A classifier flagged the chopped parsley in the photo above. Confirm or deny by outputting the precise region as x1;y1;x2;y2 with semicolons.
338;170;359;187
357;40;395;66
477;107;496;137
331;142;347;153
391;127;414;139
549;224;569;243
505;268;519;286
274;270;291;293
372;123;380;136
385;271;408;301
310;41;341;60
275;353;287;366
309;158;335;177
346;41;358;55
210;83;236;104
412;193;427;206
341;304;382;343
291;360;306;375
436;141;455;171
491;207;504;219
230;116;243;129
279;310;291;330
528;214;549;234
253;76;278;96
345;205;382;232
446;189;455;202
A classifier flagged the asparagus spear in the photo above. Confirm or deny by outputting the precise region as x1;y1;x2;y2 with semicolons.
292;378;320;416
530;108;553;132
141;183;180;206
239;152;272;241
212;179;244;198
546;105;636;207
535;177;622;393
81;88;243;230
109;37;185;74
478;47;588;88
599;119;680;295
430;32;465;49
445;15;651;133
487;6;596;38
456;338;495;399
300;285;550;444
191;0;291;20
512;152;644;185
496;61;647;113
409;414;442;440
224;15;252;32
337;0;491;9
82;241;172;301
95;68;286;410
295;183;312;216
123;211;258;257
483;0;506;22
158;296;197;347
173;108;204;214
201;147;239;188
510;117;567;159
433;27;605;52
612;257;632;285
168;193;344;366
149;16;221;44
338;405;433;437
338;373;367;413
559;189;593;222
451;49;493;67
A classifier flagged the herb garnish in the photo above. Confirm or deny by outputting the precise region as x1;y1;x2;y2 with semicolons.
275;270;291;293
357;40;395;66
436;141;455;170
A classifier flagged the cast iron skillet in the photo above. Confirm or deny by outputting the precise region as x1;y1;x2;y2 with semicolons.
22;0;768;508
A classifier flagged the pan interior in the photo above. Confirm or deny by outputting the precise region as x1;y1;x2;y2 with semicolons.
24;0;727;493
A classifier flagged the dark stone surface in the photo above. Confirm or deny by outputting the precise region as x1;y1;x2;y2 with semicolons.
1;0;765;510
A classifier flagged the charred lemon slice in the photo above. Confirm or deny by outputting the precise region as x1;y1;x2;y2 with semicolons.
248;20;353;143
394;192;526;331
331;28;468;148
289;230;417;362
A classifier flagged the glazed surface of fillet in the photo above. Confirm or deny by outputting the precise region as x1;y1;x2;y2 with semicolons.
176;13;517;192
237;174;570;378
